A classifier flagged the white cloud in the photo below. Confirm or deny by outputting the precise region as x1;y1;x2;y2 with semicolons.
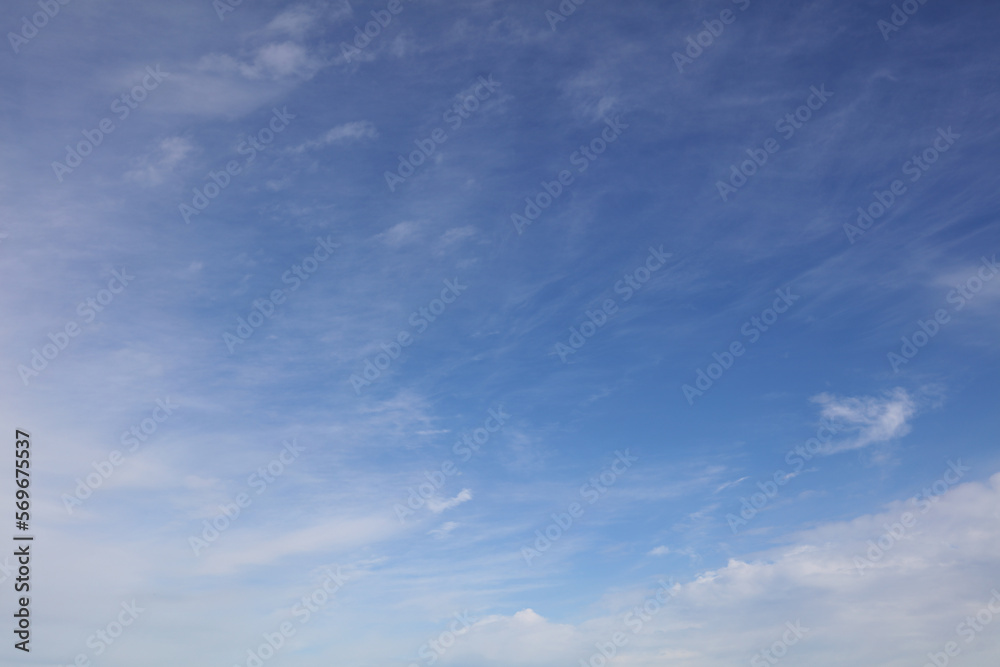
448;609;583;667
196;513;401;575
811;387;916;454
252;42;314;79
124;137;194;186
434;472;1000;667
156;3;333;118
380;220;422;247
427;489;473;514
714;476;750;493
429;521;460;539
290;120;379;152
648;545;671;556
193;40;324;82
440;225;477;246
263;2;349;39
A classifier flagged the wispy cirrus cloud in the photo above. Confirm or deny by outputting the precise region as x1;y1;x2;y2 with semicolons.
811;388;917;454
290;120;379;152
124;136;195;185
427;489;473;514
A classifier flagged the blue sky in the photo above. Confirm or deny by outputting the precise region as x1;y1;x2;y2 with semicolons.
2;0;1000;665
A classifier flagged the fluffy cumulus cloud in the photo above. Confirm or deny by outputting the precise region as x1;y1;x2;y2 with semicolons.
434;473;1000;667
447;609;584;666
